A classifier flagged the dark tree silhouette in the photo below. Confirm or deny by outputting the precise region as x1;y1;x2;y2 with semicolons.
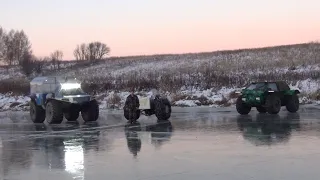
73;41;110;61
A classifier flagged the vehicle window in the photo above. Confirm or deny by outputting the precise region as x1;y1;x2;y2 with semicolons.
246;83;266;90
277;82;290;91
267;83;278;91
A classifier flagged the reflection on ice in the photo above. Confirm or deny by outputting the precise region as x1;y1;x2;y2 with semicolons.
146;120;173;149
3;107;320;180
64;142;84;180
236;112;301;146
124;120;174;157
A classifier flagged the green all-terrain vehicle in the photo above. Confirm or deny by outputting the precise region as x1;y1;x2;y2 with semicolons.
235;81;300;115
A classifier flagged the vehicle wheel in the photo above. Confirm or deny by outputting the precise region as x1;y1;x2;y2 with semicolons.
236;96;251;115
30;101;45;123
123;107;141;122
256;106;267;113
64;109;80;122
266;95;281;114
45;100;63;124
285;94;299;113
154;98;171;120
81;99;99;122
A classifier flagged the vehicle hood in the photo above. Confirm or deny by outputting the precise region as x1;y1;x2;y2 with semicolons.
241;89;264;96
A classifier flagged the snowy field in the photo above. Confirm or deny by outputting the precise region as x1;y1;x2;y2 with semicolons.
0;42;319;111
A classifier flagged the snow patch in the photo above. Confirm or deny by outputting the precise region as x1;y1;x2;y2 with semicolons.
289;79;319;94
174;100;200;107
0;94;30;111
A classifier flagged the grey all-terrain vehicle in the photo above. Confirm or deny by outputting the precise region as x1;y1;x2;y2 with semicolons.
29;76;99;124
123;89;172;122
236;81;300;115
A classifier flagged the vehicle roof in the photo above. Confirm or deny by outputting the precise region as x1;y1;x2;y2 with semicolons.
30;76;80;84
250;81;287;84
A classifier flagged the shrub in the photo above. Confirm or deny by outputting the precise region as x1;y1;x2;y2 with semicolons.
106;92;122;107
0;78;29;95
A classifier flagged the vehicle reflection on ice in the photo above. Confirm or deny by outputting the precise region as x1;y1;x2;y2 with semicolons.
146;120;173;149
236;113;301;146
124;120;173;157
30;122;105;180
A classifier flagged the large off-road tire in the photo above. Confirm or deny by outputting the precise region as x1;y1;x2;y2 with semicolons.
154;98;171;121
256;106;267;113
45;100;64;124
64;108;80;122
124;107;141;122
30;101;45;123
236;96;251;115
81;100;99;122
285;94;299;113
265;95;281;114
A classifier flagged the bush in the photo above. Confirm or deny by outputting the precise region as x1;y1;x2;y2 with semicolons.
215;96;230;106
229;91;239;99
0;78;29;95
106;92;122;108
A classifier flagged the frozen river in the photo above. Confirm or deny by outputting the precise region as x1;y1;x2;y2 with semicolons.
0;106;320;180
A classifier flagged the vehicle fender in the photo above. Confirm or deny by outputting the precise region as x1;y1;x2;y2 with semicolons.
46;93;54;99
29;94;37;101
31;94;44;105
284;90;300;95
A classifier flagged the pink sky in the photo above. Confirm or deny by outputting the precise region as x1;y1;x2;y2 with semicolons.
1;0;320;60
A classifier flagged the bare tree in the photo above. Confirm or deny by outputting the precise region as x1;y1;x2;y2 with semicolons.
50;50;63;70
80;43;88;60
0;26;5;61
88;41;110;60
73;41;110;61
2;29;32;66
34;56;49;74
73;45;81;61
3;30;15;66
13;30;32;65
20;50;35;77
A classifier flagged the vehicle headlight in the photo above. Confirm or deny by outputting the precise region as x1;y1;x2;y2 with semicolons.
61;83;81;90
256;97;260;100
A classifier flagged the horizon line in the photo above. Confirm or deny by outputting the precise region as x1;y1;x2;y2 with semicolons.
64;41;319;61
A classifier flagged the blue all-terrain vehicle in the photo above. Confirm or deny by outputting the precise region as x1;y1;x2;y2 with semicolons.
29;76;99;124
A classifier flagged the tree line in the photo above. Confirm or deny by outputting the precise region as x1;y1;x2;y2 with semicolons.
0;26;110;76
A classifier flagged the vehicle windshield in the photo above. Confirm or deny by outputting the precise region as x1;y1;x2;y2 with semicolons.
246;82;278;91
246;83;267;90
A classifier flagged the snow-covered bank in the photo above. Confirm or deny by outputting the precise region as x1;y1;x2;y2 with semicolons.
1;78;319;112
0;93;30;111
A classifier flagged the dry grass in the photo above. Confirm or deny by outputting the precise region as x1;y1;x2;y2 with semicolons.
307;90;320;100
0;78;29;95
215;96;230;107
106;92;122;106
228;91;239;99
197;95;213;106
